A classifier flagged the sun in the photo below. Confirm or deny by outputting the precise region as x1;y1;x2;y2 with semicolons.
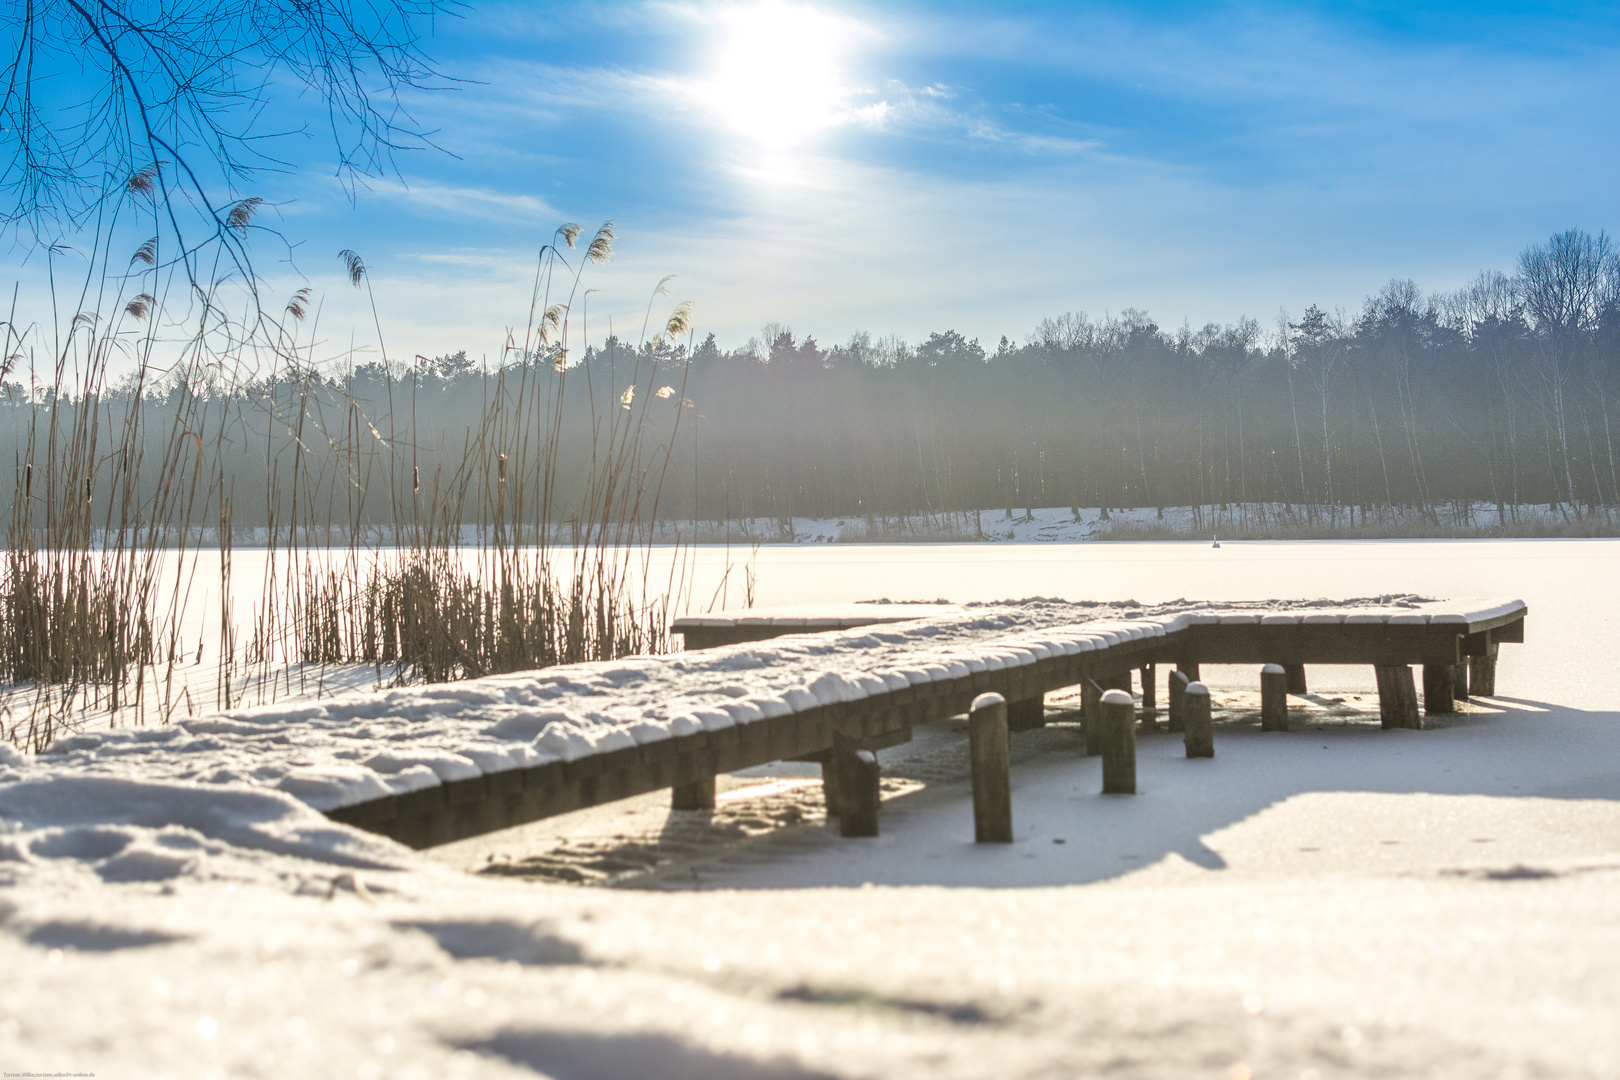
704;3;851;148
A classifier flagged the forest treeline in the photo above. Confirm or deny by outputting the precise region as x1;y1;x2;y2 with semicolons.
4;227;1619;539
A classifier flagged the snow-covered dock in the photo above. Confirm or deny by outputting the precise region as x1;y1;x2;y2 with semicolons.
9;596;1526;850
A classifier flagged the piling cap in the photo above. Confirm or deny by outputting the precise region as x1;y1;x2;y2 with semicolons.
1185;681;1210;695
1100;688;1134;706
1262;663;1286;674
971;692;1005;711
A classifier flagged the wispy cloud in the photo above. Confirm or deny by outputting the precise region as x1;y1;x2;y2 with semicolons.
359;179;562;225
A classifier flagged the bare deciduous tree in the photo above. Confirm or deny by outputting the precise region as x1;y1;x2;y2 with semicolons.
1;0;457;277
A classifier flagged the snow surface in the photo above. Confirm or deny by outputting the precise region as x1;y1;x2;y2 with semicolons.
5;540;1612;1080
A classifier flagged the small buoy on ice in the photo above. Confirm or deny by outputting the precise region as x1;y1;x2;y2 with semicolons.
1212;535;1221;548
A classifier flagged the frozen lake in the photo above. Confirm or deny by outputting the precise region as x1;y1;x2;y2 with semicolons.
680;537;1605;702
122;536;1614;706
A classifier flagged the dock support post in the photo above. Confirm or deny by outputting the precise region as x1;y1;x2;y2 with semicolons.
1167;669;1189;734
969;693;1013;843
671;778;717;810
1184;682;1214;758
1100;689;1137;794
832;746;880;837
1082;678;1104;756
1470;641;1499;697
1261;664;1289;731
1375;665;1422;729
1007;693;1046;732
1139;664;1157;728
1453;662;1470;701
1284;663;1307;694
1422;663;1456;716
1177;660;1201;683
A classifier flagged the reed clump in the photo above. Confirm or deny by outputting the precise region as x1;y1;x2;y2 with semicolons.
2;220;698;749
295;548;669;683
0;249;235;748
247;223;695;690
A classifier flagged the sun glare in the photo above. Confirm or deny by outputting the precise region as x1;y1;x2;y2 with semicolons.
705;3;852;148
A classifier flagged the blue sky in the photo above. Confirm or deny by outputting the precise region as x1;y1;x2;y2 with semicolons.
23;1;1620;364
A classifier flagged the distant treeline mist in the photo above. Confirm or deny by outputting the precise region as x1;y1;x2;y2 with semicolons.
7;227;1620;538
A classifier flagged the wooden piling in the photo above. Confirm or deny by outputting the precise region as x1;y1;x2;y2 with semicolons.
819;758;843;818
1177;660;1201;683
1421;663;1456;716
671;777;716;810
1100;689;1137;794
1168;669;1189;734
1375;665;1422;730
1183;681;1214;758
969;692;1013;843
1453;662;1470;701
1082;677;1105;756
1007;693;1046;732
1139;663;1157;729
1284;663;1307;694
1261;663;1289;731
1470;641;1498;697
833;747;881;837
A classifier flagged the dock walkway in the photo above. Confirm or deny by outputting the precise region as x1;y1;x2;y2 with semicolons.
26;597;1525;849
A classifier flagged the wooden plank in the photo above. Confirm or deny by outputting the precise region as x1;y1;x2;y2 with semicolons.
1166;623;1462;665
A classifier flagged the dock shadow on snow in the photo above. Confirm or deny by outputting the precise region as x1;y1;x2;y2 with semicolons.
447;691;1620;892
457;1030;841;1080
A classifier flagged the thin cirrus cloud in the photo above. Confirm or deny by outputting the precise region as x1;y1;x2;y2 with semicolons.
235;0;1620;362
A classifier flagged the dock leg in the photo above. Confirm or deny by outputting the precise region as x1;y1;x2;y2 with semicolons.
1100;689;1137;794
969;693;1013;843
1261;664;1289;731
1470;642;1498;697
1375;665;1422;729
1007;693;1046;732
671;777;717;810
1167;669;1189;733
832;747;880;837
1422;663;1456;716
819;758;844;818
1183;681;1214;758
1139;664;1157;728
1284;663;1307;694
1177;660;1201;683
1082;677;1105;756
1453;662;1470;701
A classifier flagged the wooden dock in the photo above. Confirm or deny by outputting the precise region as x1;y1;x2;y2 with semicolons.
324;601;1526;848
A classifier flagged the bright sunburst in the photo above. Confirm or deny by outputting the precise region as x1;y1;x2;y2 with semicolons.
704;2;853;148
